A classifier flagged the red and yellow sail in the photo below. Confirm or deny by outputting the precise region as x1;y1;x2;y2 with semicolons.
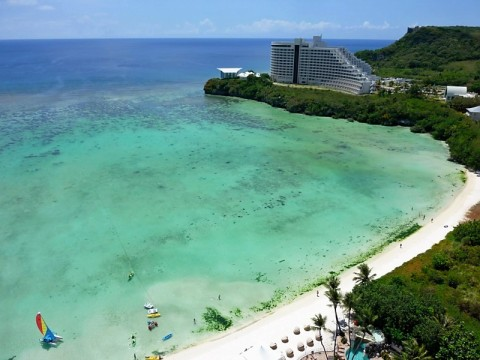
36;312;48;336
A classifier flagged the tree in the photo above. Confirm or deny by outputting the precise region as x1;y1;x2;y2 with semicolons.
351;279;444;345
435;323;480;360
393;338;432;360
353;263;376;285
311;313;329;360
450;220;480;246
342;291;358;346
325;274;343;359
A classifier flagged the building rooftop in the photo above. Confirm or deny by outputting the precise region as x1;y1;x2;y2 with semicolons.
217;68;242;73
467;105;480;113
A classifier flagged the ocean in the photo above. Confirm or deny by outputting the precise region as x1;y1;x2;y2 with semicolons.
0;38;463;359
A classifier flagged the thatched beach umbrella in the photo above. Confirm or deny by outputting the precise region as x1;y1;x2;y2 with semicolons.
303;324;311;331
269;342;277;350
281;335;289;343
285;348;294;358
297;342;305;351
306;337;314;347
293;326;300;335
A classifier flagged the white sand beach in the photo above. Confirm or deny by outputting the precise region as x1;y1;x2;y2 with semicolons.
168;170;480;360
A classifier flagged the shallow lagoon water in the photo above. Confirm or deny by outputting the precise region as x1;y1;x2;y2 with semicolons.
0;39;462;359
0;86;462;359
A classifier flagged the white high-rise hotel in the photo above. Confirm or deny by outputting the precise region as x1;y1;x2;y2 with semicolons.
270;36;375;95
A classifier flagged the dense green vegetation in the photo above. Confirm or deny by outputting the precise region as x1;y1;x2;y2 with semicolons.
351;221;480;359
356;26;480;91
204;75;480;170
449;95;480;113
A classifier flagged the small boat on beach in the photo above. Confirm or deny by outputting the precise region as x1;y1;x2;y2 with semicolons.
147;312;161;318
147;320;158;331
162;333;172;341
145;355;162;360
147;308;158;314
144;303;154;309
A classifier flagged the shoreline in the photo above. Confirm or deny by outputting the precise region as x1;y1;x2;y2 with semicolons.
167;169;480;360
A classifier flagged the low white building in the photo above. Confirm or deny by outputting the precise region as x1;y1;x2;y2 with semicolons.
466;105;480;121
444;86;468;100
217;68;242;79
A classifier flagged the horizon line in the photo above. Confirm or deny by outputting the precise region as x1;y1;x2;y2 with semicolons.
0;36;398;42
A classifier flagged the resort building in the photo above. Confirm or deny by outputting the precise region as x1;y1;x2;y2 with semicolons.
270;36;375;95
217;68;242;79
466;105;480;121
218;68;260;80
444;86;468;100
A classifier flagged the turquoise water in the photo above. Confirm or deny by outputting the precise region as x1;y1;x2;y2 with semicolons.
346;343;369;360
0;87;462;359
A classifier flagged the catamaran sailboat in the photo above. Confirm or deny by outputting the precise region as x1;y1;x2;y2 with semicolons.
36;312;63;346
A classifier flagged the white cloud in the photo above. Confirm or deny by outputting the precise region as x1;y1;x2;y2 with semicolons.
4;0;55;12
199;18;216;33
38;4;54;11
229;19;340;35
349;21;393;30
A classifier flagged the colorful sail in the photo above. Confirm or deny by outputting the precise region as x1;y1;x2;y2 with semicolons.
36;312;48;335
36;312;60;344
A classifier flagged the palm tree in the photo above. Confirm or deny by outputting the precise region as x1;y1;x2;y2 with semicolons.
325;274;343;359
433;312;455;330
311;313;328;360
341;291;357;346
393;338;432;360
326;273;341;290
353;263;376;285
348;306;377;360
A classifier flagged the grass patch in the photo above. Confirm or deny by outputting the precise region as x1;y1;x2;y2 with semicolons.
250;289;287;312
198;307;232;332
389;222;421;242
230;307;242;318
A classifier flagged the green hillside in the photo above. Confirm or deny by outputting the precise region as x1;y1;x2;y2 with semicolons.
356;26;480;90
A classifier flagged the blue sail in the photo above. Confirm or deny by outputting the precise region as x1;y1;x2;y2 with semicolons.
43;327;57;343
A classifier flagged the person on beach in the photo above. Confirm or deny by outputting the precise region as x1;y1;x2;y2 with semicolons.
218;294;221;300
193;318;196;325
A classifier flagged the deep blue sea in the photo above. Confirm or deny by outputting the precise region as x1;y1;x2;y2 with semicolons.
0;38;464;359
0;38;393;94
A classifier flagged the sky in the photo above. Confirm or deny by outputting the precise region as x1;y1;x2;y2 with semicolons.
0;0;478;40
